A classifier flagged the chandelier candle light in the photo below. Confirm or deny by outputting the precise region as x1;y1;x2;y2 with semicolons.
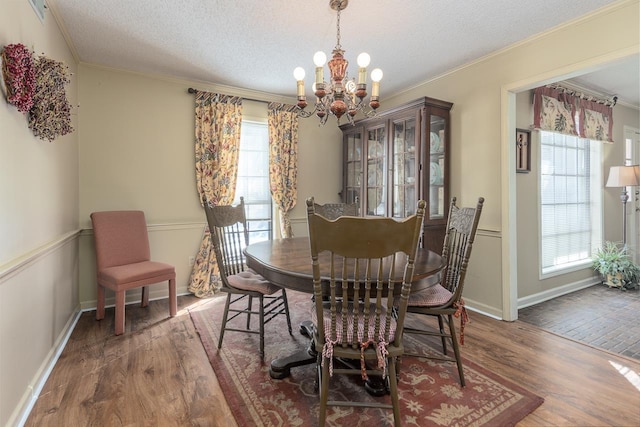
294;0;382;125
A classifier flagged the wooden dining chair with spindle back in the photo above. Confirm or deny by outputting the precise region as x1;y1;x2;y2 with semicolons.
204;197;292;359
306;196;426;427
312;201;359;220
403;196;484;386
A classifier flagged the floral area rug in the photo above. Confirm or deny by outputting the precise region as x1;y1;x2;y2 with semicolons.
189;291;543;427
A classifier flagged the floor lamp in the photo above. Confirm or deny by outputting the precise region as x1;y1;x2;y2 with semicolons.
606;165;640;247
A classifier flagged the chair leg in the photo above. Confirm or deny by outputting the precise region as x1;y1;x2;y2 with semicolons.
318;356;330;427
281;289;293;335
246;295;253;330
438;314;448;355
388;357;402;427
168;278;177;317
218;294;232;350
259;295;265;359
96;284;106;320
447;314;466;387
114;290;126;335
313;351;321;392
141;286;149;308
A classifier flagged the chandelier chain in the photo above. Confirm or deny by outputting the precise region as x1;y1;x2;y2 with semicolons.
335;7;341;50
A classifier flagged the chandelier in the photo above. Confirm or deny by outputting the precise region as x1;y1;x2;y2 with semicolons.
293;0;383;125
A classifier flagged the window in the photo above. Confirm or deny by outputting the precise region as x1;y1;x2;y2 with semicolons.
539;131;602;277
234;121;272;244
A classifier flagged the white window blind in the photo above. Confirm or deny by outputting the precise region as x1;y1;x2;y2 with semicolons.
539;130;602;276
234;120;272;243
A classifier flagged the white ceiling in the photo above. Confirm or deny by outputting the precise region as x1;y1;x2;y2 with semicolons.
46;0;639;108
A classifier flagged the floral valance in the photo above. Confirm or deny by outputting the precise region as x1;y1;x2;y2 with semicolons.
533;86;614;143
579;97;614;142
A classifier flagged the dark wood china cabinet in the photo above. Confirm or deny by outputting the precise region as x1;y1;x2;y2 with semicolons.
340;97;453;253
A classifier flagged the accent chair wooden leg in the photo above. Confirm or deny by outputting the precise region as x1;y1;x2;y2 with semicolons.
96;284;106;320
168;278;177;317
114;290;126;335
141;286;149;308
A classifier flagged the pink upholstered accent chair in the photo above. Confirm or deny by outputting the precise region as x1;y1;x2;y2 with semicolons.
90;210;177;335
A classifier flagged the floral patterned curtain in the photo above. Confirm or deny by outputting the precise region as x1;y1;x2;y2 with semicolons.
268;103;299;238
533;86;578;136
578;98;614;143
188;91;243;298
533;85;614;143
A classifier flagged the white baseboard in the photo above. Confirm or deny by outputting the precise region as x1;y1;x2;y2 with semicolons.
10;307;82;427
463;276;600;321
79;286;191;311
464;298;503;320
517;277;600;309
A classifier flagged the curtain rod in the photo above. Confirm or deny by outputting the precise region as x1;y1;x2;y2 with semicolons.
187;87;267;104
546;83;617;107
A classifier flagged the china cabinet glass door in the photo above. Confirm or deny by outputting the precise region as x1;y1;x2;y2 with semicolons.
366;125;386;216
344;129;362;206
428;114;447;220
391;117;418;218
340;97;452;254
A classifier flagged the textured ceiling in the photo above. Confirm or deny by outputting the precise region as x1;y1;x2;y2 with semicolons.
46;0;638;107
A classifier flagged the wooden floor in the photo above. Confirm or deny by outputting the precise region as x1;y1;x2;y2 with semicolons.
25;295;640;426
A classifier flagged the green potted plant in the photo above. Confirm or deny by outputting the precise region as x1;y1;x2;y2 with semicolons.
592;241;640;289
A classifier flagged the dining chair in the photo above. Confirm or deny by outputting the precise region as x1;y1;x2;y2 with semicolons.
403;196;484;386
306;196;426;427
312;201;359;220
90;210;177;335
204;197;292;359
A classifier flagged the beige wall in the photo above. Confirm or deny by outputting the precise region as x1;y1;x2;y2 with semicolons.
2;0;639;424
77;65;342;307
516;91;640;301
602;106;640;240
381;0;639;317
0;2;79;426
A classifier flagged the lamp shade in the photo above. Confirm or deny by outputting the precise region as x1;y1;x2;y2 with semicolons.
606;165;640;187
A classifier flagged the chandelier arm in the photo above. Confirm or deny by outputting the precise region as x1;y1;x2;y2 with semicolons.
295;104;317;118
360;109;378;119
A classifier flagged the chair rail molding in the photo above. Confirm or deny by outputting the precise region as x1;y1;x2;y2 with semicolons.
0;229;81;285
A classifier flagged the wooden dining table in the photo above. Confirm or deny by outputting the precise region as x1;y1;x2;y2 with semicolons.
245;236;443;382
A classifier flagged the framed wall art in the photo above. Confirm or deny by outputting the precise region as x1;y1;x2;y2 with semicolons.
516;128;531;173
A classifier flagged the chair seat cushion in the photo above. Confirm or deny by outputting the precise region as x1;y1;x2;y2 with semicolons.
407;283;453;307
226;269;280;295
311;302;396;345
311;301;397;378
98;261;175;288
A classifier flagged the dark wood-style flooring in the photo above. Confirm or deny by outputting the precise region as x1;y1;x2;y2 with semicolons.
25;294;640;426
